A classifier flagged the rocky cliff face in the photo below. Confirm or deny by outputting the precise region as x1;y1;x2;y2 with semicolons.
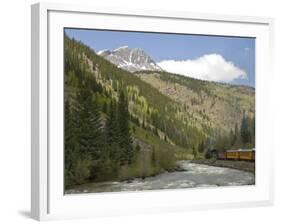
98;46;162;72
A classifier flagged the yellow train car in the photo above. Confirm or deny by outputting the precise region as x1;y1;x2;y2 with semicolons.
225;149;255;161
239;149;255;161
226;150;240;160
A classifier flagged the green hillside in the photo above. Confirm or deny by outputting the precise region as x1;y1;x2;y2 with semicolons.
135;70;255;137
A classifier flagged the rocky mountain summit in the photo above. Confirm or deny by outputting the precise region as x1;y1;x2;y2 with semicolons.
98;46;162;72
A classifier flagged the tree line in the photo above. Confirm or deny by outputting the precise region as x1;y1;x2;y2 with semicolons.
198;113;255;155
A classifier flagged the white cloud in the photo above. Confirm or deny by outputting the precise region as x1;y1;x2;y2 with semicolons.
157;54;247;82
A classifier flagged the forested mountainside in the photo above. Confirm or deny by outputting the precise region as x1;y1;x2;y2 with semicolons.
64;35;255;188
135;71;255;138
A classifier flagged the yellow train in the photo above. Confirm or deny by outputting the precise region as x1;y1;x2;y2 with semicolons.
205;148;255;161
220;149;255;161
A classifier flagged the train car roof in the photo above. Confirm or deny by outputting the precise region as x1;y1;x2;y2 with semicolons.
226;148;255;152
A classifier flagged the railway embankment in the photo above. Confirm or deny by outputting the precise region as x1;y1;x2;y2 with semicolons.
192;159;255;173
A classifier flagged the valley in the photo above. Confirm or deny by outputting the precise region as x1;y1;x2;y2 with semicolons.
64;33;255;192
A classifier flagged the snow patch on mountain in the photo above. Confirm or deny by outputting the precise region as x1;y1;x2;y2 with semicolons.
97;46;163;73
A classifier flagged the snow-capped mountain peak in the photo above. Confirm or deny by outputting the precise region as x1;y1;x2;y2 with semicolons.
97;46;162;72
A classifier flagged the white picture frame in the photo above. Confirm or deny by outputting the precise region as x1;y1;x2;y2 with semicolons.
31;2;274;221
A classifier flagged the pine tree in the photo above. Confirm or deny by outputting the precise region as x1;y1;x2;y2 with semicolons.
251;116;255;147
192;147;198;159
64;100;78;186
198;140;205;153
105;100;120;162
229;128;235;147
102;101;107;114
240;113;250;145
75;88;104;165
118;91;134;164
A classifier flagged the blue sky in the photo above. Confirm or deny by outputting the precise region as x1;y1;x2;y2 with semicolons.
65;28;255;87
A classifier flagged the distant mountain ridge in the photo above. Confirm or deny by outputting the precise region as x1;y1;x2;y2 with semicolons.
98;46;163;72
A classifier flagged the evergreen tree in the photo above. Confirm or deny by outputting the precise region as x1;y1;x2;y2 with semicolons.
102;101;107;114
198;140;205;153
64;100;78;187
240;113;251;145
251;116;255;147
192;147;198;159
105;100;120;162
153;127;158;136
76;88;103;158
118;91;134;164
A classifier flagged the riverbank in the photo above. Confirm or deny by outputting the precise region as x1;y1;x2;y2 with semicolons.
65;160;255;194
192;159;255;173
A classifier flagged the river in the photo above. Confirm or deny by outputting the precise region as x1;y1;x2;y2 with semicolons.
66;160;255;194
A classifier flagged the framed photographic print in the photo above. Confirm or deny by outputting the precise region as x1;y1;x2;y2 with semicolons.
31;2;274;221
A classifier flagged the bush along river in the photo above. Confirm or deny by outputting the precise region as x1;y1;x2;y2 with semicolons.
65;160;255;194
